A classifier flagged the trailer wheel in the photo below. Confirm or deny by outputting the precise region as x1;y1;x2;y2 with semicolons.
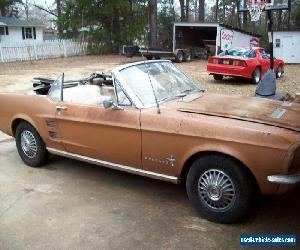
175;51;184;63
184;52;191;62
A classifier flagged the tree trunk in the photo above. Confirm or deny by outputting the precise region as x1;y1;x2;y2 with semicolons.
287;10;290;30
198;0;204;22
56;0;63;37
243;11;248;29
149;0;157;48
223;0;225;21
235;0;241;28
169;0;175;20
186;0;189;21
179;0;185;21
278;10;282;30
215;0;219;21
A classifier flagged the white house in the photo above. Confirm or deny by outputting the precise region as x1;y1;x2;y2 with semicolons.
273;31;300;63
0;17;44;45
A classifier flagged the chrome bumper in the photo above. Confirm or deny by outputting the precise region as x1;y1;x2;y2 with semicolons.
267;171;300;185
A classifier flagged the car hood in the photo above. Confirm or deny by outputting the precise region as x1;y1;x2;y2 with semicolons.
174;93;300;132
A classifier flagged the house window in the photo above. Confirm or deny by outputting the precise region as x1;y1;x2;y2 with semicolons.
22;27;36;39
25;27;32;38
275;39;280;48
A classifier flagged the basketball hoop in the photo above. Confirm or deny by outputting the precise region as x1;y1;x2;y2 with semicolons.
246;0;267;21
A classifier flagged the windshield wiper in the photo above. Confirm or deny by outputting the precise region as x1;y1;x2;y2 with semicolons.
175;88;195;97
176;93;188;97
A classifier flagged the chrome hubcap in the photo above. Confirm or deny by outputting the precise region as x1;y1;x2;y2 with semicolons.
198;169;236;211
21;130;37;158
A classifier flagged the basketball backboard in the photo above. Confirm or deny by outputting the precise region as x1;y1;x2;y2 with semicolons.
238;0;291;11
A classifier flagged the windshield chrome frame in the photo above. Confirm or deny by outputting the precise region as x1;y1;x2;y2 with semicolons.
112;60;199;109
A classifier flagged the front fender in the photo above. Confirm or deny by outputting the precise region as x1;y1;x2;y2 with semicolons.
11;114;39;137
179;140;288;195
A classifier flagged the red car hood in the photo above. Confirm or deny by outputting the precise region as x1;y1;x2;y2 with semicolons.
176;93;300;132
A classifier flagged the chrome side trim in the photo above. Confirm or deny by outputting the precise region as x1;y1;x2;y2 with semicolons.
47;147;179;184
267;171;300;185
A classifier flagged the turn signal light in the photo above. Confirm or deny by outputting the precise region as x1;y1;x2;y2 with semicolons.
208;57;219;64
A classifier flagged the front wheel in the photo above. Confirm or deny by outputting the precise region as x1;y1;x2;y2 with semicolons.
15;122;48;167
186;155;253;223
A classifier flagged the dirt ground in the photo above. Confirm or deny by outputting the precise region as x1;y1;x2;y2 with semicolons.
0;55;299;96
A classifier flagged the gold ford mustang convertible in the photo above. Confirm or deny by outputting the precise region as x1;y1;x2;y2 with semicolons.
0;60;299;223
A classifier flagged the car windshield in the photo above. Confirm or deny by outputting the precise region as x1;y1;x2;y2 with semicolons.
218;48;256;58
119;61;199;107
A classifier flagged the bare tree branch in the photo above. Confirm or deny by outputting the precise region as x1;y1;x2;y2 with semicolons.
33;4;58;17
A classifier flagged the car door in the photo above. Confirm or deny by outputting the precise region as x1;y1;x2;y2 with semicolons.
55;83;142;169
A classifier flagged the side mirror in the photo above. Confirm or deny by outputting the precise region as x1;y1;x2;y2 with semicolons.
103;99;123;110
103;99;113;109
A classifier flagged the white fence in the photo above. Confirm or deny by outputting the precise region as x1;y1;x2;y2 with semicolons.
0;40;88;62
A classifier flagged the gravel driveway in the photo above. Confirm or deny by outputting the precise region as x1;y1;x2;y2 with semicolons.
0;55;299;96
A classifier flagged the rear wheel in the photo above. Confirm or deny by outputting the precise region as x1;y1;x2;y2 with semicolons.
276;64;283;78
145;56;153;60
175;51;184;63
186;154;253;223
15;122;48;167
252;67;261;84
183;52;191;62
213;74;223;81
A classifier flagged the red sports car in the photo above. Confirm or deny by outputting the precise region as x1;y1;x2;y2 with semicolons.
207;47;284;84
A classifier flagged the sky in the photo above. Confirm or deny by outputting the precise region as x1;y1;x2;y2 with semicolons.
34;0;54;7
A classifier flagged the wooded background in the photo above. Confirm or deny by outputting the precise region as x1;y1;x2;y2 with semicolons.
1;0;300;52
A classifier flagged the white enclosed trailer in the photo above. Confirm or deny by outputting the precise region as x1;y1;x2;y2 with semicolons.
173;22;260;56
273;31;300;63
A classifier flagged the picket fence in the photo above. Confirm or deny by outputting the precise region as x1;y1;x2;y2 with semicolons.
0;40;88;62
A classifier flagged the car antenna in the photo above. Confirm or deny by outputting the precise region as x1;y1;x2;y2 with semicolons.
140;49;161;114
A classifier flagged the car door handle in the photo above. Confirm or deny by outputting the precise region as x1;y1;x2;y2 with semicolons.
56;106;68;111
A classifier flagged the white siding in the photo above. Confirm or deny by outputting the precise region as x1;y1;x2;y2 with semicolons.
273;31;300;63
0;26;43;45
